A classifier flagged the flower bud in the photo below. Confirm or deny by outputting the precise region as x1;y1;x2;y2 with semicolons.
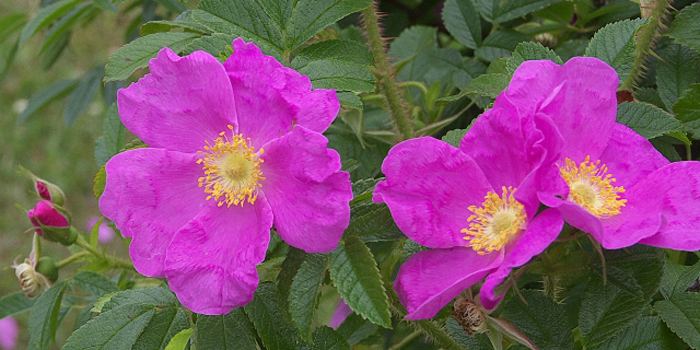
19;166;66;205
13;261;46;299
453;298;487;335
35;256;59;283
28;200;77;246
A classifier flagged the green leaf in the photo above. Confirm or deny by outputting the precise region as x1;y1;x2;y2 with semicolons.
555;39;589;62
442;0;482;49
17;79;79;124
326;131;390;180
72;271;119;297
181;33;235;57
580;247;664;348
164;329;193;350
105;32;201;82
286;0;371;50
441;128;468;148
616;101;682;139
190;0;284;60
132;306;190;350
591;316;686;350
299;326;351;350
102;287;179;312
93;166;107;198
667;2;700;55
506;42;562;75
62;303;156;350
329;235;391;328
154;0;186;13
586;18;647;83
344;198;404;242
675;83;700;127
40;3;95;56
256;0;294;29
655;293;700;349
585;18;648;85
502;290;574;350
446;318;494;350
390;26;438;81
475;31;528;62
28;281;69;350
336;313;380;347
0;291;35;319
464;73;510;99
0;13;27;45
475;0;565;22
657;44;700;111
290;253;328;341
291;40;375;92
278;247;307;322
19;0;83;46
195;309;258;350
95;103;126;166
64;65;103;126
92;0;118;12
244;282;299;350
337;92;362;109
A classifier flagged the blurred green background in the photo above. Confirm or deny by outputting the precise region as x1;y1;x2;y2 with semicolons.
0;1;147;348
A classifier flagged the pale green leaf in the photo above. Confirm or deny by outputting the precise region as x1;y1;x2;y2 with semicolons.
92;0;118;12
0;13;27;45
441;128;468;147
19;0;83;45
17;79;79;124
290;253;328;341
616;101;682;139
506;41;562;75
667;2;700;55
181;33;235;57
195;309;258;350
657;44;700;111
163;329;193;350
655;293;700;349
329;236;391;328
442;0;482;49
585;18;648;85
28;281;69;350
72;271;119;297
40;3;95;56
104;32;201;82
464;73;510;98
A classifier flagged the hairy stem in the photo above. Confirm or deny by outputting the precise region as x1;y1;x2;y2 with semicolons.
621;0;674;90
361;2;414;141
74;235;135;271
56;251;91;268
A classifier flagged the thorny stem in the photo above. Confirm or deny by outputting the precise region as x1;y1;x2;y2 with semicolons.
362;2;414;141
56;251;91;268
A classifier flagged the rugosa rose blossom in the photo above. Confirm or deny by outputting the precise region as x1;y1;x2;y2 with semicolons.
373;94;565;318
503;57;700;251
100;38;352;314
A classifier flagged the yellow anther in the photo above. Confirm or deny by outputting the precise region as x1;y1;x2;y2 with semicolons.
462;186;527;255
559;156;626;218
197;126;264;207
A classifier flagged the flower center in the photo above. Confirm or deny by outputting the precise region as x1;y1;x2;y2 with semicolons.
462;186;527;255
197;126;264;207
559;155;626;218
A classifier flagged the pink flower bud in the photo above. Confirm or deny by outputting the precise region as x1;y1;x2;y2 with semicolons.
34;179;65;206
28;201;77;245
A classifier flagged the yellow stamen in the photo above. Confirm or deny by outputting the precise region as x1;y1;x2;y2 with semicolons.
462;186;527;255
197;125;265;207
559;155;626;218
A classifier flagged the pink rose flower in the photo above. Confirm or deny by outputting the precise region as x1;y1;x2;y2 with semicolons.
100;39;352;315
0;317;18;350
504;57;700;251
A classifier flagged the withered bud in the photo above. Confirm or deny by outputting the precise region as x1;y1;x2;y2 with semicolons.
453;298;487;336
13;260;48;299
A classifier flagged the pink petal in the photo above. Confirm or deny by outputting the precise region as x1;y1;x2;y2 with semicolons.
632;162;700;251
164;197;273;315
395;248;503;320
373;137;493;249
99;148;209;277
260;127;351;253
0;317;19;350
117;47;236;154
224;39;339;147
506;57;619;162
479;209;563;309
28;200;69;235
598;123;670;189
552;199;607;244
329;300;353;329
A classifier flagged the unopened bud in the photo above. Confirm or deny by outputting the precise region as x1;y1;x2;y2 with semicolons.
453;298;487;335
534;33;557;49
28;200;77;246
19;166;66;205
35;257;59;283
13;261;47;299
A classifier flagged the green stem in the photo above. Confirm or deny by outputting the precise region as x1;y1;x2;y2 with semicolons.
687;143;692;161
362;2;414;141
397;81;429;96
33;232;41;261
74;235;135;271
74;235;103;257
56;251;91;268
388;330;422;350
